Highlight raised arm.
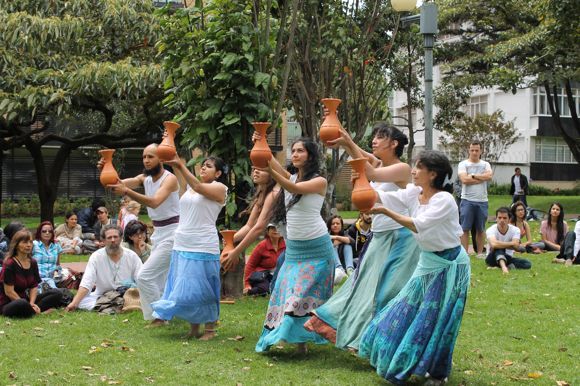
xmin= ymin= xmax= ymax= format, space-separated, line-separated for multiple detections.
xmin=109 ymin=172 xmax=179 ymax=209
xmin=167 ymin=155 xmax=227 ymax=204
xmin=367 ymin=162 xmax=411 ymax=188
xmin=268 ymin=164 xmax=326 ymax=196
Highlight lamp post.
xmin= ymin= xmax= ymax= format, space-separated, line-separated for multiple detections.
xmin=391 ymin=0 xmax=438 ymax=151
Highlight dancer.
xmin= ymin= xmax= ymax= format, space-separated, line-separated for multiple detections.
xmin=255 ymin=138 xmax=334 ymax=354
xmin=359 ymin=150 xmax=470 ymax=385
xmin=305 ymin=123 xmax=421 ymax=351
xmin=151 ymin=155 xmax=227 ymax=340
xmin=105 ymin=143 xmax=180 ymax=325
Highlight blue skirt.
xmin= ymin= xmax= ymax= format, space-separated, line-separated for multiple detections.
xmin=255 ymin=234 xmax=334 ymax=352
xmin=151 ymin=250 xmax=220 ymax=324
xmin=359 ymin=246 xmax=470 ymax=384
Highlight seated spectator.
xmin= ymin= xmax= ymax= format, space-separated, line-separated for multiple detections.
xmin=243 ymin=224 xmax=286 ymax=296
xmin=509 ymin=201 xmax=542 ymax=254
xmin=553 ymin=220 xmax=580 ymax=266
xmin=54 ymin=211 xmax=83 ymax=255
xmin=345 ymin=211 xmax=372 ymax=265
xmin=0 ymin=221 xmax=26 ymax=266
xmin=485 ymin=207 xmax=532 ymax=274
xmin=327 ymin=215 xmax=355 ymax=284
xmin=65 ymin=225 xmax=142 ymax=312
xmin=76 ymin=199 xmax=106 ymax=249
xmin=122 ymin=220 xmax=152 ymax=262
xmin=117 ymin=196 xmax=130 ymax=228
xmin=539 ymin=202 xmax=568 ymax=253
xmin=0 ymin=230 xmax=63 ymax=318
xmin=120 ymin=201 xmax=141 ymax=231
xmin=83 ymin=206 xmax=115 ymax=253
xmin=32 ymin=221 xmax=63 ymax=290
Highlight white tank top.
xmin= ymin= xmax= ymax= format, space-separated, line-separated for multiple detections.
xmin=370 ymin=182 xmax=407 ymax=232
xmin=143 ymin=170 xmax=180 ymax=221
xmin=172 ymin=183 xmax=227 ymax=254
xmin=285 ymin=175 xmax=327 ymax=240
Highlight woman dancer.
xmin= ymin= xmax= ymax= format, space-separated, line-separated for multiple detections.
xmin=359 ymin=150 xmax=470 ymax=385
xmin=151 ymin=155 xmax=227 ymax=340
xmin=255 ymin=138 xmax=334 ymax=354
xmin=305 ymin=123 xmax=421 ymax=351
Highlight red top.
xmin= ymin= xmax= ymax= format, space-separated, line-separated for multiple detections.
xmin=244 ymin=237 xmax=286 ymax=288
xmin=0 ymin=257 xmax=41 ymax=311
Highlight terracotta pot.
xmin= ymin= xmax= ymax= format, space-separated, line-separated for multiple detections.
xmin=157 ymin=121 xmax=180 ymax=162
xmin=220 ymin=230 xmax=237 ymax=271
xmin=319 ymin=98 xmax=342 ymax=143
xmin=99 ymin=149 xmax=119 ymax=187
xmin=349 ymin=158 xmax=377 ymax=212
xmin=250 ymin=122 xmax=273 ymax=168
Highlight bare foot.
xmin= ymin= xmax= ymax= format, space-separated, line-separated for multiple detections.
xmin=145 ymin=319 xmax=168 ymax=328
xmin=42 ymin=308 xmax=55 ymax=314
xmin=552 ymin=257 xmax=566 ymax=264
xmin=198 ymin=330 xmax=217 ymax=341
xmin=565 ymin=259 xmax=573 ymax=267
xmin=501 ymin=267 xmax=510 ymax=275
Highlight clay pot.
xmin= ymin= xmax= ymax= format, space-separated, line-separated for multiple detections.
xmin=157 ymin=121 xmax=180 ymax=162
xmin=99 ymin=149 xmax=119 ymax=187
xmin=250 ymin=122 xmax=273 ymax=168
xmin=349 ymin=158 xmax=377 ymax=212
xmin=319 ymin=98 xmax=342 ymax=143
xmin=220 ymin=230 xmax=237 ymax=271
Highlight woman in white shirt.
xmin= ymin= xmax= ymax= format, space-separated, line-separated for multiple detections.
xmin=151 ymin=155 xmax=227 ymax=341
xmin=255 ymin=138 xmax=334 ymax=354
xmin=359 ymin=150 xmax=470 ymax=386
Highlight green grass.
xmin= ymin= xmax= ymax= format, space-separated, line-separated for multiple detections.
xmin=1 ymin=251 xmax=578 ymax=385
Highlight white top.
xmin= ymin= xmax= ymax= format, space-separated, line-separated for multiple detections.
xmin=285 ymin=175 xmax=327 ymax=240
xmin=172 ymin=183 xmax=227 ymax=254
xmin=486 ymin=224 xmax=520 ymax=257
xmin=80 ymin=247 xmax=143 ymax=296
xmin=513 ymin=175 xmax=523 ymax=194
xmin=121 ymin=213 xmax=138 ymax=230
xmin=574 ymin=221 xmax=580 ymax=257
xmin=377 ymin=184 xmax=463 ymax=252
xmin=370 ymin=182 xmax=406 ymax=232
xmin=143 ymin=170 xmax=180 ymax=221
xmin=458 ymin=159 xmax=492 ymax=202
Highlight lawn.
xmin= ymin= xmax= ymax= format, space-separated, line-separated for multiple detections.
xmin=1 ymin=252 xmax=578 ymax=385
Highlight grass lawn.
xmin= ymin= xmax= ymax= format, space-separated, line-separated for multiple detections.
xmin=1 ymin=250 xmax=578 ymax=385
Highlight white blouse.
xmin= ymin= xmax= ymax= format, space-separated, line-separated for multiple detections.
xmin=370 ymin=181 xmax=407 ymax=232
xmin=284 ymin=175 xmax=327 ymax=240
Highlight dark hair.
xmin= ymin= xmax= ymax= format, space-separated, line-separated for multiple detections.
xmin=272 ymin=138 xmax=321 ymax=223
xmin=240 ymin=170 xmax=277 ymax=218
xmin=326 ymin=215 xmax=345 ymax=235
xmin=470 ymin=141 xmax=482 ymax=148
xmin=514 ymin=167 xmax=521 ymax=172
xmin=123 ymin=220 xmax=149 ymax=244
xmin=6 ymin=229 xmax=33 ymax=260
xmin=414 ymin=150 xmax=454 ymax=193
xmin=3 ymin=221 xmax=25 ymax=240
xmin=64 ymin=211 xmax=77 ymax=220
xmin=100 ymin=224 xmax=123 ymax=239
xmin=546 ymin=202 xmax=565 ymax=244
xmin=35 ymin=221 xmax=55 ymax=243
xmin=495 ymin=207 xmax=510 ymax=217
xmin=202 ymin=156 xmax=228 ymax=184
xmin=372 ymin=122 xmax=409 ymax=158
xmin=91 ymin=198 xmax=106 ymax=212
xmin=510 ymin=201 xmax=527 ymax=224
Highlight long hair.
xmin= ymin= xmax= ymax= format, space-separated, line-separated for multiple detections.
xmin=372 ymin=122 xmax=409 ymax=158
xmin=35 ymin=221 xmax=55 ymax=243
xmin=6 ymin=229 xmax=33 ymax=260
xmin=326 ymin=215 xmax=345 ymax=236
xmin=272 ymin=138 xmax=321 ymax=224
xmin=240 ymin=172 xmax=277 ymax=218
xmin=123 ymin=220 xmax=149 ymax=245
xmin=414 ymin=150 xmax=454 ymax=194
xmin=510 ymin=201 xmax=526 ymax=225
xmin=547 ymin=202 xmax=565 ymax=244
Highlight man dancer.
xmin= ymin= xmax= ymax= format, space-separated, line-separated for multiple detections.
xmin=103 ymin=144 xmax=180 ymax=325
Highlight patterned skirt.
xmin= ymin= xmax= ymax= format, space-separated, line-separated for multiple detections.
xmin=305 ymin=228 xmax=421 ymax=350
xmin=151 ymin=250 xmax=220 ymax=324
xmin=255 ymin=234 xmax=334 ymax=352
xmin=359 ymin=246 xmax=470 ymax=384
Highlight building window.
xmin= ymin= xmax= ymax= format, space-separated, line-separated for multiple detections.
xmin=534 ymin=137 xmax=575 ymax=163
xmin=532 ymin=86 xmax=580 ymax=117
xmin=463 ymin=95 xmax=488 ymax=117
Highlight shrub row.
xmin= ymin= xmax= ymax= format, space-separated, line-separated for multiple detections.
xmin=1 ymin=196 xmax=93 ymax=217
xmin=487 ymin=183 xmax=579 ymax=196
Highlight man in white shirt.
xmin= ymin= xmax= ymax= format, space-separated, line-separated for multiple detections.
xmin=65 ymin=225 xmax=143 ymax=311
xmin=458 ymin=142 xmax=493 ymax=257
xmin=485 ymin=207 xmax=531 ymax=274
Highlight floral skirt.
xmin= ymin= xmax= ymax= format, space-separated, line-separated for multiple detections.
xmin=359 ymin=246 xmax=470 ymax=384
xmin=255 ymin=234 xmax=334 ymax=352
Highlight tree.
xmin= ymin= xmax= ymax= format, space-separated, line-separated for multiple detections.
xmin=0 ymin=1 xmax=168 ymax=221
xmin=439 ymin=110 xmax=519 ymax=165
xmin=437 ymin=0 xmax=580 ymax=162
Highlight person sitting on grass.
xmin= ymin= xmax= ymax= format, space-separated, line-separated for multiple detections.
xmin=243 ymin=224 xmax=286 ymax=296
xmin=122 ymin=220 xmax=152 ymax=263
xmin=327 ymin=215 xmax=355 ymax=284
xmin=509 ymin=201 xmax=542 ymax=254
xmin=33 ymin=221 xmax=63 ymax=290
xmin=485 ymin=207 xmax=532 ymax=274
xmin=553 ymin=219 xmax=580 ymax=266
xmin=0 ymin=221 xmax=26 ymax=266
xmin=539 ymin=202 xmax=568 ymax=254
xmin=120 ymin=201 xmax=141 ymax=232
xmin=55 ymin=211 xmax=83 ymax=255
xmin=0 ymin=230 xmax=63 ymax=318
xmin=345 ymin=211 xmax=372 ymax=265
xmin=65 ymin=225 xmax=142 ymax=312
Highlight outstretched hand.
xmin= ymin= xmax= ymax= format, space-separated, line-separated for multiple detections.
xmin=326 ymin=126 xmax=352 ymax=148
xmin=161 ymin=154 xmax=182 ymax=168
xmin=96 ymin=157 xmax=105 ymax=171
xmin=107 ymin=179 xmax=128 ymax=196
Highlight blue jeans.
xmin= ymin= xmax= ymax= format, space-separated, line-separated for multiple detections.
xmin=485 ymin=249 xmax=531 ymax=269
xmin=333 ymin=244 xmax=354 ymax=270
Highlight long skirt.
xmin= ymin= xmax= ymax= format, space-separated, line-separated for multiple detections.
xmin=305 ymin=228 xmax=421 ymax=350
xmin=255 ymin=234 xmax=334 ymax=352
xmin=151 ymin=250 xmax=220 ymax=324
xmin=359 ymin=246 xmax=470 ymax=384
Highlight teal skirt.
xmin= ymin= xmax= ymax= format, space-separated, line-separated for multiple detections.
xmin=255 ymin=234 xmax=334 ymax=352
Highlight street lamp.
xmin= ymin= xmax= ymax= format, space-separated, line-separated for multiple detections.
xmin=391 ymin=0 xmax=438 ymax=151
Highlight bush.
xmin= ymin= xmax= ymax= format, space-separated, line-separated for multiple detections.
xmin=488 ymin=182 xmax=579 ymax=196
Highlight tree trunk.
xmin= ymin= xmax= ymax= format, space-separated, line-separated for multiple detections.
xmin=544 ymin=82 xmax=580 ymax=163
